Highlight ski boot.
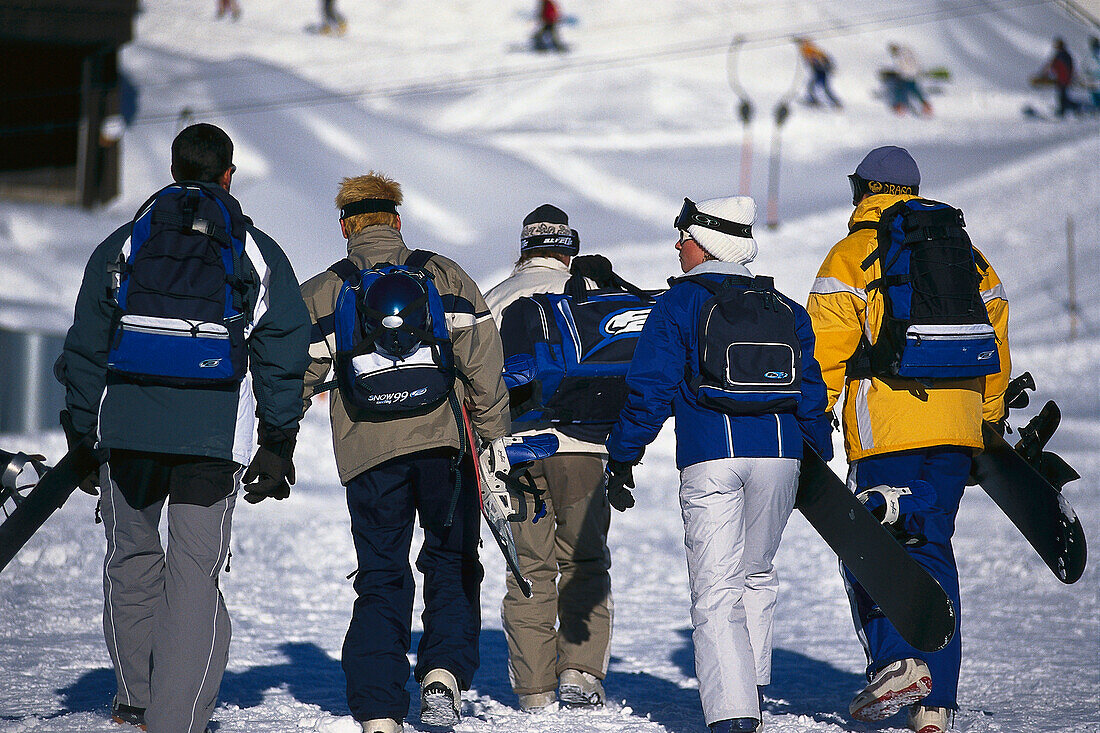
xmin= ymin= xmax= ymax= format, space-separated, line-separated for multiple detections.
xmin=420 ymin=668 xmax=460 ymax=727
xmin=517 ymin=690 xmax=556 ymax=711
xmin=362 ymin=719 xmax=402 ymax=733
xmin=908 ymin=704 xmax=951 ymax=733
xmin=558 ymin=669 xmax=604 ymax=707
xmin=849 ymin=658 xmax=932 ymax=722
xmin=110 ymin=698 xmax=146 ymax=730
xmin=710 ymin=718 xmax=759 ymax=732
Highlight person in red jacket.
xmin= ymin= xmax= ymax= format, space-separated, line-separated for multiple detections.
xmin=1044 ymin=37 xmax=1083 ymax=117
xmin=533 ymin=0 xmax=567 ymax=53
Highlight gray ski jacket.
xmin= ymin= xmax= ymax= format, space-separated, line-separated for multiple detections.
xmin=61 ymin=195 xmax=311 ymax=466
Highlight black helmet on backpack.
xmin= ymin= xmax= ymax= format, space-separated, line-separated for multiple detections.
xmin=361 ymin=272 xmax=430 ymax=358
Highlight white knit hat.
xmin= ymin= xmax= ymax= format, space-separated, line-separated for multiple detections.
xmin=686 ymin=196 xmax=758 ymax=265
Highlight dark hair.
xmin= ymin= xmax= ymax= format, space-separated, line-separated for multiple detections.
xmin=171 ymin=123 xmax=233 ymax=182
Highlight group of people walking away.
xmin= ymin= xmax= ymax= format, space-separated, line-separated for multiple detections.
xmin=59 ymin=123 xmax=1010 ymax=733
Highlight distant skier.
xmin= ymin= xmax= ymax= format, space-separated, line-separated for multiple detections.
xmin=1087 ymin=36 xmax=1100 ymax=110
xmin=485 ymin=205 xmax=613 ymax=712
xmin=1042 ymin=37 xmax=1083 ymax=117
xmin=886 ymin=43 xmax=932 ymax=116
xmin=319 ymin=0 xmax=347 ymax=35
xmin=532 ymin=0 xmax=567 ymax=53
xmin=59 ymin=122 xmax=311 ymax=733
xmin=215 ymin=0 xmax=240 ymax=21
xmin=796 ymin=37 xmax=842 ymax=109
xmin=806 ymin=147 xmax=1012 ymax=733
xmin=298 ymin=173 xmax=510 ymax=733
xmin=605 ymin=197 xmax=832 ymax=733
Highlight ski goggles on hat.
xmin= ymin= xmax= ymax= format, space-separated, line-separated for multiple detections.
xmin=848 ymin=175 xmax=917 ymax=206
xmin=674 ymin=198 xmax=752 ymax=239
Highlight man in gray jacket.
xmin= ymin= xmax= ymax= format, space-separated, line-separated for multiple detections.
xmin=300 ymin=172 xmax=510 ymax=733
xmin=59 ymin=122 xmax=311 ymax=732
xmin=484 ymin=204 xmax=612 ymax=711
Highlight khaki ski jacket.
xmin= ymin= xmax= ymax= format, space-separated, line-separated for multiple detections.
xmin=301 ymin=225 xmax=510 ymax=483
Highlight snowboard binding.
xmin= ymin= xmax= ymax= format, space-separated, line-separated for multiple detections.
xmin=1 ymin=451 xmax=48 ymax=517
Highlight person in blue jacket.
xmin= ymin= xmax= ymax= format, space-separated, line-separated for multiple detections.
xmin=604 ymin=196 xmax=832 ymax=733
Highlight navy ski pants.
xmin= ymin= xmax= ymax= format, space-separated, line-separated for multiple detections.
xmin=342 ymin=448 xmax=482 ymax=722
xmin=845 ymin=447 xmax=971 ymax=710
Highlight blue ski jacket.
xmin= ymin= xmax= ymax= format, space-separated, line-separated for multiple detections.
xmin=606 ymin=261 xmax=832 ymax=470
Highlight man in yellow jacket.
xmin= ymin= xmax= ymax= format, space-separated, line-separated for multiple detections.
xmin=807 ymin=146 xmax=1010 ymax=733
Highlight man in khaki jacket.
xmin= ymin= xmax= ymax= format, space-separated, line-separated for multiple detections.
xmin=300 ymin=172 xmax=509 ymax=733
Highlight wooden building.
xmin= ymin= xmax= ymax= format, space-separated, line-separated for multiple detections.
xmin=0 ymin=0 xmax=138 ymax=208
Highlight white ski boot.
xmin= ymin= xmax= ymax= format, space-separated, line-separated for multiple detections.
xmin=420 ymin=668 xmax=460 ymax=727
xmin=908 ymin=704 xmax=951 ymax=733
xmin=849 ymin=658 xmax=932 ymax=721
xmin=361 ymin=719 xmax=402 ymax=733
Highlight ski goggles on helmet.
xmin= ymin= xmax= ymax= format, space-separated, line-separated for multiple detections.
xmin=673 ymin=198 xmax=752 ymax=239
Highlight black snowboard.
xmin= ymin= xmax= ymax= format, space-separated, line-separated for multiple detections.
xmin=970 ymin=404 xmax=1087 ymax=584
xmin=796 ymin=443 xmax=956 ymax=653
xmin=0 ymin=445 xmax=99 ymax=574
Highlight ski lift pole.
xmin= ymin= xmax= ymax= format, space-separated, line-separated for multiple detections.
xmin=737 ymin=99 xmax=754 ymax=196
xmin=765 ymin=100 xmax=790 ymax=229
xmin=727 ymin=36 xmax=755 ymax=196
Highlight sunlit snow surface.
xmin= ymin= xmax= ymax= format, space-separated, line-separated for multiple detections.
xmin=1 ymin=0 xmax=1097 ymax=731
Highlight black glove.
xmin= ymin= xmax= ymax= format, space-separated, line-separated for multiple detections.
xmin=604 ymin=459 xmax=636 ymax=512
xmin=570 ymin=254 xmax=615 ymax=288
xmin=59 ymin=409 xmax=101 ymax=496
xmin=243 ymin=424 xmax=297 ymax=504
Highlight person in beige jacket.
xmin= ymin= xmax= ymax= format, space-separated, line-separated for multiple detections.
xmin=299 ymin=172 xmax=509 ymax=733
xmin=484 ymin=204 xmax=612 ymax=711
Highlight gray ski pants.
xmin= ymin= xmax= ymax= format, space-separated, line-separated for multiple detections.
xmin=680 ymin=457 xmax=798 ymax=725
xmin=502 ymin=453 xmax=612 ymax=695
xmin=100 ymin=463 xmax=237 ymax=733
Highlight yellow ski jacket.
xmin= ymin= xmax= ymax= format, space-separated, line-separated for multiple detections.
xmin=807 ymin=194 xmax=1011 ymax=462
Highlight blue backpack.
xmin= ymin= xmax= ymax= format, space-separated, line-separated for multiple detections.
xmin=107 ymin=182 xmax=252 ymax=386
xmin=850 ymin=198 xmax=999 ymax=381
xmin=674 ymin=273 xmax=802 ymax=416
xmin=328 ymin=251 xmax=456 ymax=421
xmin=500 ymin=271 xmax=660 ymax=443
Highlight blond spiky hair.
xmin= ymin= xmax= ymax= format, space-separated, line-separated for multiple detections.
xmin=336 ymin=172 xmax=403 ymax=234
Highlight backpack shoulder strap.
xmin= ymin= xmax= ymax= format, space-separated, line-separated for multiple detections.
xmin=328 ymin=258 xmax=361 ymax=286
xmin=404 ymin=249 xmax=436 ymax=270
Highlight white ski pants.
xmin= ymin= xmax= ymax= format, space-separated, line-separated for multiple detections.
xmin=679 ymin=457 xmax=799 ymax=725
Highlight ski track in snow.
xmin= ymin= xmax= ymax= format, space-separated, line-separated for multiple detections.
xmin=2 ymin=1 xmax=1098 ymax=731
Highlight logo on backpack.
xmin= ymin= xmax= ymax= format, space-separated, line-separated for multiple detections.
xmin=678 ymin=274 xmax=802 ymax=416
xmin=851 ymin=198 xmax=1000 ymax=382
xmin=602 ymin=308 xmax=650 ymax=336
xmin=106 ymin=183 xmax=252 ymax=387
xmin=329 ymin=252 xmax=456 ymax=421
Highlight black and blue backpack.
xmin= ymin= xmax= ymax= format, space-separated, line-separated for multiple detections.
xmin=675 ymin=273 xmax=802 ymax=415
xmin=328 ymin=251 xmax=456 ymax=422
xmin=849 ymin=198 xmax=999 ymax=381
xmin=500 ymin=266 xmax=660 ymax=443
xmin=107 ymin=182 xmax=252 ymax=386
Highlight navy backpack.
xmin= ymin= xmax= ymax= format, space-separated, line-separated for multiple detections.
xmin=850 ymin=198 xmax=999 ymax=381
xmin=107 ymin=182 xmax=252 ymax=386
xmin=674 ymin=273 xmax=803 ymax=415
xmin=327 ymin=251 xmax=456 ymax=421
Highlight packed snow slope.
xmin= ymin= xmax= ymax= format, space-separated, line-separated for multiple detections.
xmin=1 ymin=1 xmax=1098 ymax=732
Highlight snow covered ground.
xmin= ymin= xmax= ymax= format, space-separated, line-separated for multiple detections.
xmin=1 ymin=1 xmax=1098 ymax=731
